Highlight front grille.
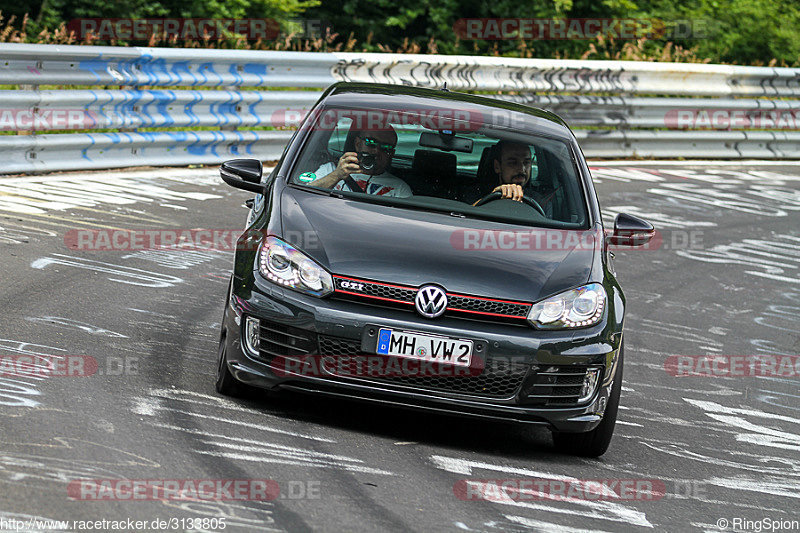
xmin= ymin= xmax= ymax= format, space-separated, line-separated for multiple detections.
xmin=257 ymin=320 xmax=317 ymax=363
xmin=316 ymin=335 xmax=358 ymax=357
xmin=447 ymin=295 xmax=529 ymax=318
xmin=317 ymin=335 xmax=529 ymax=399
xmin=522 ymin=366 xmax=593 ymax=407
xmin=332 ymin=275 xmax=531 ymax=324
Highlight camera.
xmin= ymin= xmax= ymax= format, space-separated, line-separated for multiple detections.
xmin=358 ymin=151 xmax=376 ymax=172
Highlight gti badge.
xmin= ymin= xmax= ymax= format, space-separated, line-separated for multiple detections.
xmin=340 ymin=280 xmax=365 ymax=291
xmin=415 ymin=285 xmax=448 ymax=318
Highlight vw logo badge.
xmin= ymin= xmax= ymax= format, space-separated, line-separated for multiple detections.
xmin=415 ymin=285 xmax=448 ymax=318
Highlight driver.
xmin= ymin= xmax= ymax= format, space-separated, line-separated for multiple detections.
xmin=307 ymin=126 xmax=412 ymax=198
xmin=487 ymin=140 xmax=537 ymax=202
xmin=477 ymin=140 xmax=553 ymax=217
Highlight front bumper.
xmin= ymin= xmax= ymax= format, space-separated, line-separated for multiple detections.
xmin=222 ymin=276 xmax=622 ymax=433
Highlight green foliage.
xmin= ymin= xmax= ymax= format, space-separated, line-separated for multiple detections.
xmin=673 ymin=0 xmax=800 ymax=64
xmin=0 ymin=0 xmax=797 ymax=65
xmin=305 ymin=0 xmax=800 ymax=64
xmin=0 ymin=0 xmax=320 ymax=38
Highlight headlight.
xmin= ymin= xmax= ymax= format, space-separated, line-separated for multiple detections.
xmin=258 ymin=236 xmax=333 ymax=297
xmin=527 ymin=283 xmax=606 ymax=329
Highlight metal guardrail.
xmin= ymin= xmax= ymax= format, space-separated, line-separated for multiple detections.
xmin=0 ymin=43 xmax=799 ymax=173
xmin=497 ymin=95 xmax=800 ymax=129
xmin=574 ymin=130 xmax=800 ymax=159
xmin=0 ymin=131 xmax=295 ymax=174
xmin=0 ymin=45 xmax=337 ymax=87
xmin=0 ymin=89 xmax=320 ymax=130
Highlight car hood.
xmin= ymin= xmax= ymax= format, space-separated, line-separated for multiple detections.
xmin=280 ymin=188 xmax=597 ymax=302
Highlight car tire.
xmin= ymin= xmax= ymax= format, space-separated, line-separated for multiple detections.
xmin=551 ymin=341 xmax=624 ymax=458
xmin=215 ymin=332 xmax=243 ymax=396
xmin=216 ymin=278 xmax=242 ymax=396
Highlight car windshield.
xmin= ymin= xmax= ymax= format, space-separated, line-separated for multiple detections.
xmin=288 ymin=105 xmax=589 ymax=228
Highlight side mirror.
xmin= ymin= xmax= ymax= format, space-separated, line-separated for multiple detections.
xmin=220 ymin=159 xmax=264 ymax=193
xmin=608 ymin=213 xmax=655 ymax=246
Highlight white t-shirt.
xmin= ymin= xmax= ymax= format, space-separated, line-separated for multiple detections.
xmin=312 ymin=162 xmax=413 ymax=198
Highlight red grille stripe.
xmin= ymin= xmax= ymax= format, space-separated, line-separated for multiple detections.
xmin=335 ymin=289 xmax=414 ymax=305
xmin=447 ymin=293 xmax=530 ymax=306
xmin=446 ymin=307 xmax=528 ymax=319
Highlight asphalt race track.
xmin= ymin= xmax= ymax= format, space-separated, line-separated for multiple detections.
xmin=0 ymin=162 xmax=798 ymax=532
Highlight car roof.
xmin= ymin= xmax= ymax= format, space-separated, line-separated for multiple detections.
xmin=320 ymin=82 xmax=575 ymax=141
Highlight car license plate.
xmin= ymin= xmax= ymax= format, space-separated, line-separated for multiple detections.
xmin=375 ymin=328 xmax=473 ymax=367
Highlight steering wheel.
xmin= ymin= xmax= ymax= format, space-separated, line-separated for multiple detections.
xmin=473 ymin=191 xmax=546 ymax=217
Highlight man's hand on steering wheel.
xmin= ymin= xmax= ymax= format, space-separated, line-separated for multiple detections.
xmin=493 ymin=184 xmax=524 ymax=202
xmin=473 ymin=187 xmax=547 ymax=217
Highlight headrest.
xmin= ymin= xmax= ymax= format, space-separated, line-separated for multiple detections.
xmin=476 ymin=145 xmax=500 ymax=196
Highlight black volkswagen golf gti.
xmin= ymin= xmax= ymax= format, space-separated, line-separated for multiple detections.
xmin=216 ymin=82 xmax=654 ymax=457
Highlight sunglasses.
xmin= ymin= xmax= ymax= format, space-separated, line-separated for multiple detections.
xmin=359 ymin=136 xmax=395 ymax=153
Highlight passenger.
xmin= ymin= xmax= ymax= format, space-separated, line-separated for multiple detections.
xmin=308 ymin=126 xmax=412 ymax=197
